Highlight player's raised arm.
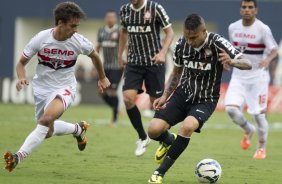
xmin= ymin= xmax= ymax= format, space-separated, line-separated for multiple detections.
xmin=15 ymin=55 xmax=30 ymax=91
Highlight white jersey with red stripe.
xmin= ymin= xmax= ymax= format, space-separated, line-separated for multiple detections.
xmin=228 ymin=18 xmax=278 ymax=83
xmin=23 ymin=28 xmax=94 ymax=94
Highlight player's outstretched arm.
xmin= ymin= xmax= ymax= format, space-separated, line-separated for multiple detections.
xmin=88 ymin=50 xmax=110 ymax=92
xmin=16 ymin=56 xmax=30 ymax=91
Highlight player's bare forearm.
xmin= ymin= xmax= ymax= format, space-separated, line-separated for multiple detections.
xmin=16 ymin=56 xmax=29 ymax=79
xmin=160 ymin=27 xmax=174 ymax=55
xmin=118 ymin=28 xmax=128 ymax=59
xmin=163 ymin=66 xmax=183 ymax=98
xmin=90 ymin=51 xmax=106 ymax=79
xmin=230 ymin=57 xmax=252 ymax=70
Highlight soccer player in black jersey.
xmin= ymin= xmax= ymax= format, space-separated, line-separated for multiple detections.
xmin=96 ymin=10 xmax=122 ymax=127
xmin=147 ymin=14 xmax=252 ymax=183
xmin=118 ymin=0 xmax=174 ymax=156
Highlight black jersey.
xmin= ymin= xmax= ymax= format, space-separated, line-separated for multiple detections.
xmin=174 ymin=32 xmax=242 ymax=103
xmin=97 ymin=24 xmax=120 ymax=70
xmin=120 ymin=0 xmax=171 ymax=66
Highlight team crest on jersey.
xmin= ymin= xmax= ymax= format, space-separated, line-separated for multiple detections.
xmin=204 ymin=48 xmax=212 ymax=57
xmin=144 ymin=10 xmax=151 ymax=21
xmin=111 ymin=32 xmax=118 ymax=40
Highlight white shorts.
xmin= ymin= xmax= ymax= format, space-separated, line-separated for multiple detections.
xmin=224 ymin=77 xmax=269 ymax=114
xmin=33 ymin=86 xmax=76 ymax=120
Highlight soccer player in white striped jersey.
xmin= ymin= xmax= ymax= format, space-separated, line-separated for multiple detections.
xmin=3 ymin=2 xmax=110 ymax=172
xmin=224 ymin=0 xmax=278 ymax=159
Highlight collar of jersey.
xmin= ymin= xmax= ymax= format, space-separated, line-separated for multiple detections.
xmin=130 ymin=0 xmax=147 ymax=11
xmin=194 ymin=31 xmax=209 ymax=52
xmin=105 ymin=24 xmax=118 ymax=32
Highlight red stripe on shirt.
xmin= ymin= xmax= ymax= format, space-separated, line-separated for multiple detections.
xmin=233 ymin=42 xmax=265 ymax=48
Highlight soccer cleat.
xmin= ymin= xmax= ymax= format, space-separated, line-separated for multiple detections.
xmin=3 ymin=151 xmax=19 ymax=172
xmin=241 ymin=125 xmax=255 ymax=150
xmin=74 ymin=121 xmax=89 ymax=151
xmin=148 ymin=171 xmax=164 ymax=183
xmin=135 ymin=136 xmax=151 ymax=156
xmin=253 ymin=149 xmax=266 ymax=159
xmin=155 ymin=133 xmax=177 ymax=164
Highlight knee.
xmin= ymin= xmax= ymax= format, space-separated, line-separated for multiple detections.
xmin=148 ymin=122 xmax=163 ymax=139
xmin=179 ymin=121 xmax=197 ymax=137
xmin=123 ymin=95 xmax=135 ymax=109
xmin=38 ymin=115 xmax=55 ymax=127
xmin=38 ymin=115 xmax=54 ymax=138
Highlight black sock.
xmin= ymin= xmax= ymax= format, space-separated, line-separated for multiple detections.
xmin=157 ymin=156 xmax=175 ymax=175
xmin=111 ymin=96 xmax=119 ymax=122
xmin=157 ymin=136 xmax=190 ymax=175
xmin=126 ymin=106 xmax=147 ymax=140
xmin=167 ymin=135 xmax=190 ymax=160
xmin=102 ymin=94 xmax=113 ymax=107
xmin=152 ymin=131 xmax=175 ymax=146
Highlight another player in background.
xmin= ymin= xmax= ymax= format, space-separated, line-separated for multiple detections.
xmin=147 ymin=14 xmax=252 ymax=183
xmin=96 ymin=10 xmax=122 ymax=127
xmin=118 ymin=0 xmax=174 ymax=156
xmin=224 ymin=0 xmax=278 ymax=159
xmin=3 ymin=2 xmax=110 ymax=172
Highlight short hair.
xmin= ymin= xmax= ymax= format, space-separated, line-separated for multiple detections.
xmin=184 ymin=13 xmax=205 ymax=31
xmin=53 ymin=2 xmax=86 ymax=26
xmin=241 ymin=0 xmax=257 ymax=8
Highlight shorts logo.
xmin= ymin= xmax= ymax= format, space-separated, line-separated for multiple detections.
xmin=196 ymin=109 xmax=205 ymax=114
xmin=156 ymin=91 xmax=163 ymax=95
xmin=63 ymin=89 xmax=71 ymax=96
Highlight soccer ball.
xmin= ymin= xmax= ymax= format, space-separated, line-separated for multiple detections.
xmin=195 ymin=158 xmax=222 ymax=183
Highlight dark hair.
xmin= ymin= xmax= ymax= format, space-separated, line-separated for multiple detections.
xmin=53 ymin=2 xmax=86 ymax=26
xmin=241 ymin=0 xmax=257 ymax=8
xmin=184 ymin=13 xmax=205 ymax=31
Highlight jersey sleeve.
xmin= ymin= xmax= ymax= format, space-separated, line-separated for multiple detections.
xmin=119 ymin=5 xmax=127 ymax=29
xmin=155 ymin=4 xmax=171 ymax=29
xmin=262 ymin=25 xmax=278 ymax=53
xmin=215 ymin=34 xmax=242 ymax=59
xmin=173 ymin=38 xmax=184 ymax=67
xmin=97 ymin=28 xmax=102 ymax=45
xmin=23 ymin=33 xmax=41 ymax=59
xmin=78 ymin=34 xmax=94 ymax=56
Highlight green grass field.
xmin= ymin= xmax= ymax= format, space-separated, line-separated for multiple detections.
xmin=0 ymin=103 xmax=281 ymax=184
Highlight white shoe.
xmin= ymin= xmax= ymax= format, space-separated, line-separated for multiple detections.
xmin=135 ymin=136 xmax=151 ymax=156
xmin=143 ymin=109 xmax=155 ymax=118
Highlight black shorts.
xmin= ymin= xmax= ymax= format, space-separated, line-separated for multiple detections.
xmin=123 ymin=64 xmax=165 ymax=98
xmin=154 ymin=88 xmax=217 ymax=133
xmin=105 ymin=69 xmax=123 ymax=89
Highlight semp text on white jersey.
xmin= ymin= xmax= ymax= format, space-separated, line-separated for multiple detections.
xmin=228 ymin=18 xmax=278 ymax=82
xmin=23 ymin=28 xmax=94 ymax=94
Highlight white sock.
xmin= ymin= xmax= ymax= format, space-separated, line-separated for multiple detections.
xmin=226 ymin=106 xmax=253 ymax=133
xmin=53 ymin=120 xmax=81 ymax=136
xmin=253 ymin=114 xmax=269 ymax=149
xmin=17 ymin=124 xmax=49 ymax=163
